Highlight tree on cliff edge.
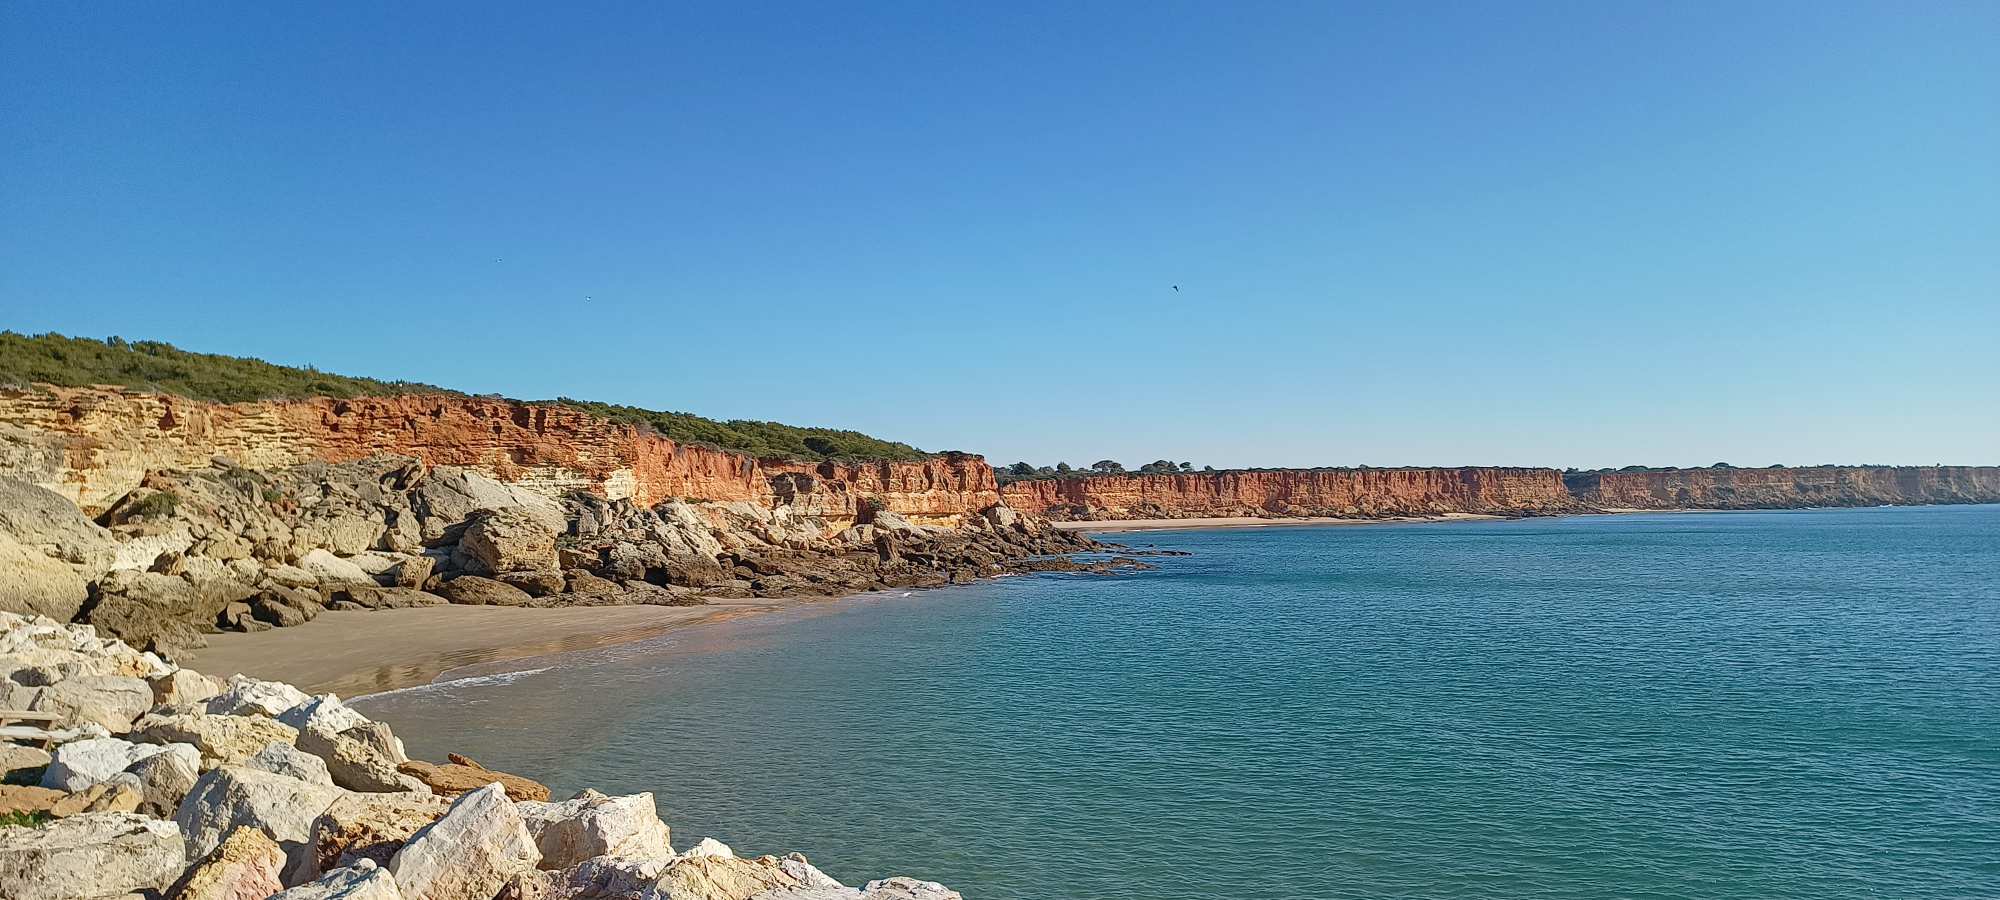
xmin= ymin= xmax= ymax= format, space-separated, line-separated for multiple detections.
xmin=1091 ymin=460 xmax=1125 ymax=474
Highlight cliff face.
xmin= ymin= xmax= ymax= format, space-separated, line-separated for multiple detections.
xmin=1566 ymin=466 xmax=2000 ymax=509
xmin=1000 ymin=467 xmax=1581 ymax=520
xmin=0 ymin=386 xmax=998 ymax=526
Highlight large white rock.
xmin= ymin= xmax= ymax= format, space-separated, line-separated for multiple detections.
xmin=206 ymin=672 xmax=315 ymax=718
xmin=272 ymin=859 xmax=406 ymax=900
xmin=0 ymin=811 xmax=186 ymax=900
xmin=174 ymin=765 xmax=345 ymax=861
xmin=683 ymin=836 xmax=735 ymax=859
xmin=517 ymin=789 xmax=673 ymax=869
xmin=279 ymin=693 xmax=374 ymax=736
xmin=39 ymin=736 xmax=168 ymax=791
xmin=249 ymin=740 xmax=335 ymax=786
xmin=296 ymin=723 xmax=424 ymax=793
xmin=388 ymin=783 xmax=540 ymax=900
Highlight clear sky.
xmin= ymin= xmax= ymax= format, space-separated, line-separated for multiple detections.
xmin=3 ymin=2 xmax=1995 ymax=470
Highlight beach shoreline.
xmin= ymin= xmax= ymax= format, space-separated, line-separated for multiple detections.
xmin=1059 ymin=511 xmax=1510 ymax=532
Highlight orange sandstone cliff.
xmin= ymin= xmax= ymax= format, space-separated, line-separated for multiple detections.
xmin=0 ymin=386 xmax=998 ymax=525
xmin=1000 ymin=467 xmax=1582 ymax=520
xmin=1564 ymin=466 xmax=2000 ymax=509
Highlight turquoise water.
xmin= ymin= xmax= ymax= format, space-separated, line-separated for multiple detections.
xmin=357 ymin=506 xmax=2000 ymax=899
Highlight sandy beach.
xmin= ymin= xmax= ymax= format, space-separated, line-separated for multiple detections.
xmin=1058 ymin=512 xmax=1507 ymax=533
xmin=189 ymin=598 xmax=806 ymax=697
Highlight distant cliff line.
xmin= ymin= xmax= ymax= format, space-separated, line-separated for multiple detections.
xmin=999 ymin=464 xmax=2000 ymax=520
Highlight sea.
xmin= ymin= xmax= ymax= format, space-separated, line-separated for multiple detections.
xmin=355 ymin=505 xmax=2000 ymax=899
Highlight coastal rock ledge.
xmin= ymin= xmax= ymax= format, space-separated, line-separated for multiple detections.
xmin=0 ymin=611 xmax=964 ymax=900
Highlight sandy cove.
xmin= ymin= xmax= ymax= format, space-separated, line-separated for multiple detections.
xmin=190 ymin=598 xmax=805 ymax=697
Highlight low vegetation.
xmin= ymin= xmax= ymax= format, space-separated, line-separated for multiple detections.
xmin=0 ymin=331 xmax=928 ymax=462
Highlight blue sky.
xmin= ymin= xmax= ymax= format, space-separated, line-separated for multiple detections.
xmin=3 ymin=2 xmax=1994 ymax=469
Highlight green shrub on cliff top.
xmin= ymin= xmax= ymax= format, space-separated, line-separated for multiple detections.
xmin=0 ymin=331 xmax=928 ymax=462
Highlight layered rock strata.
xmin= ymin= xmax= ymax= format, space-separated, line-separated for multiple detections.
xmin=0 ymin=611 xmax=964 ymax=900
xmin=1001 ymin=467 xmax=1582 ymax=520
xmin=0 ymin=386 xmax=997 ymax=526
xmin=1564 ymin=465 xmax=2000 ymax=510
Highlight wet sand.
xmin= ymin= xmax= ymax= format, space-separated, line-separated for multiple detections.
xmin=189 ymin=599 xmax=804 ymax=697
xmin=1058 ymin=512 xmax=1506 ymax=533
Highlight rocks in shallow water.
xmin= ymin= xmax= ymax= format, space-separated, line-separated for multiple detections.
xmin=40 ymin=735 xmax=167 ymax=792
xmin=0 ymin=811 xmax=186 ymax=900
xmin=517 ymin=788 xmax=673 ymax=869
xmin=388 ymin=783 xmax=541 ymax=900
xmin=166 ymin=825 xmax=287 ymax=900
xmin=135 ymin=712 xmax=301 ymax=768
xmin=398 ymin=754 xmax=549 ymax=801
xmin=275 ymin=859 xmax=406 ymax=900
xmin=654 ymin=853 xmax=801 ymax=900
xmin=293 ymin=790 xmax=451 ymax=884
xmin=174 ymin=765 xmax=345 ymax=862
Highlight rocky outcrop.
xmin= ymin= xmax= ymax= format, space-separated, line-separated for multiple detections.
xmin=0 ymin=386 xmax=1001 ymax=526
xmin=0 ymin=612 xmax=967 ymax=900
xmin=1002 ymin=467 xmax=1582 ymax=520
xmin=1565 ymin=465 xmax=2000 ymax=510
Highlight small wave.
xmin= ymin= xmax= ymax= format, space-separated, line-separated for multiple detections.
xmin=358 ymin=666 xmax=552 ymax=700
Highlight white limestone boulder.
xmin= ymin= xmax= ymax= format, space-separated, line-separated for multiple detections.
xmin=205 ymin=673 xmax=314 ymax=718
xmin=174 ymin=765 xmax=345 ymax=862
xmin=39 ymin=736 xmax=168 ymax=791
xmin=135 ymin=711 xmax=301 ymax=767
xmin=127 ymin=741 xmax=203 ymax=816
xmin=249 ymin=740 xmax=336 ymax=786
xmin=516 ymin=788 xmax=673 ymax=869
xmin=272 ymin=859 xmax=406 ymax=900
xmin=387 ymin=782 xmax=540 ymax=900
xmin=23 ymin=673 xmax=153 ymax=731
xmin=0 ymin=811 xmax=185 ymax=900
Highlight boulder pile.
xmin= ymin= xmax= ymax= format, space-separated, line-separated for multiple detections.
xmin=0 ymin=611 xmax=962 ymax=900
xmin=0 ymin=455 xmax=1113 ymax=660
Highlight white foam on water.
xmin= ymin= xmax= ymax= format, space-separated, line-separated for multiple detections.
xmin=357 ymin=665 xmax=553 ymax=700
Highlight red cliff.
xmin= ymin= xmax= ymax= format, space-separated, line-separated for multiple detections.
xmin=999 ymin=467 xmax=1581 ymax=520
xmin=0 ymin=386 xmax=999 ymax=525
xmin=1565 ymin=466 xmax=2000 ymax=509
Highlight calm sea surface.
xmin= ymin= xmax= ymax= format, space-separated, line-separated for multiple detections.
xmin=357 ymin=506 xmax=2000 ymax=899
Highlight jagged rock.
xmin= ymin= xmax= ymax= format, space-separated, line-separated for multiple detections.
xmin=249 ymin=740 xmax=335 ymax=786
xmin=205 ymin=673 xmax=314 ymax=718
xmin=517 ymin=789 xmax=673 ymax=869
xmin=127 ymin=742 xmax=202 ymax=816
xmin=23 ymin=672 xmax=153 ymax=731
xmin=0 ymin=477 xmax=117 ymax=569
xmin=251 ymin=584 xmax=326 ymax=628
xmin=855 ymin=877 xmax=962 ymax=900
xmin=151 ymin=668 xmax=224 ymax=707
xmin=84 ymin=571 xmax=254 ymax=660
xmin=40 ymin=736 xmax=168 ymax=792
xmin=298 ymin=724 xmax=425 ymax=793
xmin=279 ymin=693 xmax=374 ymax=736
xmin=654 ymin=853 xmax=800 ymax=900
xmin=563 ymin=571 xmax=624 ymax=596
xmin=434 ymin=575 xmax=533 ymax=606
xmin=0 ymin=611 xmax=172 ymax=679
xmin=775 ymin=854 xmax=843 ymax=890
xmin=293 ymin=791 xmax=451 ymax=884
xmin=323 ymin=584 xmax=447 ymax=610
xmin=167 ymin=826 xmax=287 ymax=900
xmin=0 ymin=811 xmax=186 ymax=900
xmin=388 ymin=783 xmax=541 ymax=900
xmin=455 ymin=507 xmax=560 ymax=577
xmin=411 ymin=468 xmax=566 ymax=545
xmin=0 ymin=744 xmax=52 ymax=784
xmin=398 ymin=755 xmax=549 ymax=801
xmin=273 ymin=859 xmax=406 ymax=900
xmin=135 ymin=712 xmax=301 ymax=767
xmin=299 ymin=549 xmax=375 ymax=585
xmin=173 ymin=765 xmax=345 ymax=861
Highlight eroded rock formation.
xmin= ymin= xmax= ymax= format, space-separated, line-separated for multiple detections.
xmin=1001 ymin=467 xmax=1582 ymax=520
xmin=1564 ymin=465 xmax=2000 ymax=510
